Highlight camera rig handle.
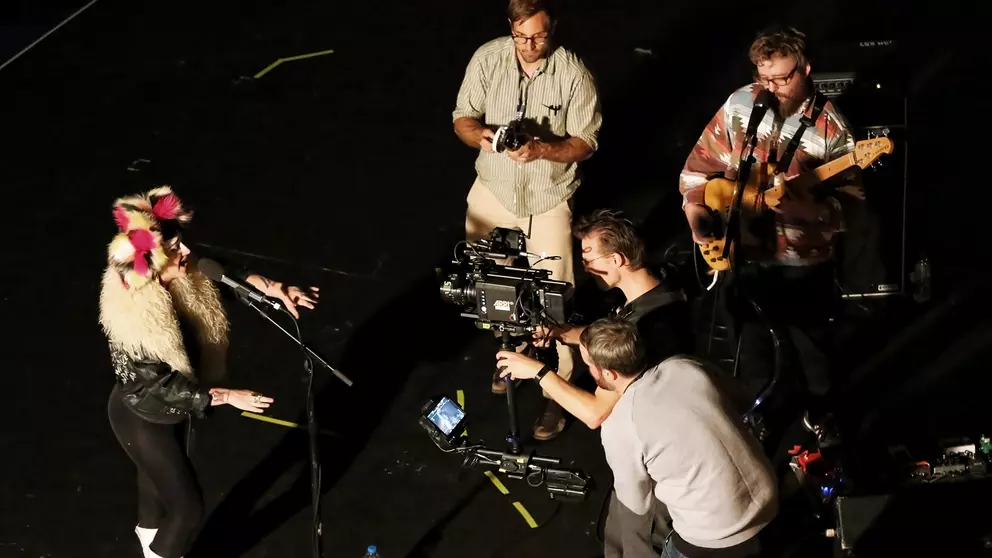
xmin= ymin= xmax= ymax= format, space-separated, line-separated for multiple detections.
xmin=497 ymin=328 xmax=524 ymax=455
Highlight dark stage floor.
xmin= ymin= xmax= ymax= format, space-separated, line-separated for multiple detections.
xmin=1 ymin=1 xmax=985 ymax=557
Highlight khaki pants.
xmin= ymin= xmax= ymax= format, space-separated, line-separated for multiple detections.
xmin=464 ymin=178 xmax=576 ymax=393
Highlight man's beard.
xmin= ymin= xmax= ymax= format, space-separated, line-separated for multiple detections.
xmin=517 ymin=44 xmax=547 ymax=64
xmin=774 ymin=84 xmax=809 ymax=117
xmin=775 ymin=95 xmax=805 ymax=117
xmin=594 ymin=375 xmax=613 ymax=391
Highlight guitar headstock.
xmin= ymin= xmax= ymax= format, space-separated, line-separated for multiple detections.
xmin=854 ymin=136 xmax=894 ymax=169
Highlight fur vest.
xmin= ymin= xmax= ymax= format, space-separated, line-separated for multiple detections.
xmin=99 ymin=267 xmax=230 ymax=384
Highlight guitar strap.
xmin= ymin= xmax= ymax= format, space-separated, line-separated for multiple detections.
xmin=774 ymin=91 xmax=828 ymax=181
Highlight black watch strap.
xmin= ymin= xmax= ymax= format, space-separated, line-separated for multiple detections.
xmin=534 ymin=365 xmax=554 ymax=383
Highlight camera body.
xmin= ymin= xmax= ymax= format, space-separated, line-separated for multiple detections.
xmin=492 ymin=103 xmax=529 ymax=153
xmin=493 ymin=120 xmax=527 ymax=153
xmin=439 ymin=228 xmax=572 ymax=331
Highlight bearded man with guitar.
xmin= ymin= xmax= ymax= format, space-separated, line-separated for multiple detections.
xmin=679 ymin=26 xmax=891 ymax=450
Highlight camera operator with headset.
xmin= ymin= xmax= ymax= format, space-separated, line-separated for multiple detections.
xmin=534 ymin=210 xmax=695 ymax=371
xmin=497 ymin=209 xmax=696 ymax=557
xmin=453 ymin=0 xmax=602 ymax=440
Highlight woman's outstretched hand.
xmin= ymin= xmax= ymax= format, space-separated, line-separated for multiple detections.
xmin=209 ymin=388 xmax=273 ymax=413
xmin=245 ymin=274 xmax=320 ymax=319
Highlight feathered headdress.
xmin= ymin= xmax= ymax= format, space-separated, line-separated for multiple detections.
xmin=107 ymin=186 xmax=193 ymax=289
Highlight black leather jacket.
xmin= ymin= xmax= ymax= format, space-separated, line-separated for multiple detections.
xmin=107 ymin=259 xmax=254 ymax=423
xmin=111 ymin=344 xmax=211 ymax=424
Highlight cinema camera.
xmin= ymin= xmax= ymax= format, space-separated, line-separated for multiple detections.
xmin=439 ymin=226 xmax=572 ymax=454
xmin=438 ymin=226 xmax=572 ymax=335
xmin=419 ymin=394 xmax=590 ymax=502
xmin=430 ymin=229 xmax=589 ymax=500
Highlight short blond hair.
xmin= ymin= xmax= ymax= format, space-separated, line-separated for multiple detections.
xmin=579 ymin=317 xmax=645 ymax=378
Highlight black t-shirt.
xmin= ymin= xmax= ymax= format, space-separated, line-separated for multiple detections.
xmin=613 ymin=283 xmax=695 ymax=368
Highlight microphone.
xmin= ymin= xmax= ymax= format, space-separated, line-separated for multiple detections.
xmin=745 ymin=89 xmax=775 ymax=141
xmin=196 ymin=258 xmax=282 ymax=312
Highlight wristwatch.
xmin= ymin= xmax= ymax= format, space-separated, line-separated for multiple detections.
xmin=534 ymin=365 xmax=554 ymax=384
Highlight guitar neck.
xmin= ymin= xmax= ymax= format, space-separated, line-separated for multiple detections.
xmin=790 ymin=152 xmax=857 ymax=190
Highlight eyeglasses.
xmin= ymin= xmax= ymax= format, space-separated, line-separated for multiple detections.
xmin=581 ymin=253 xmax=613 ymax=266
xmin=512 ymin=33 xmax=549 ymax=46
xmin=755 ymin=64 xmax=798 ymax=87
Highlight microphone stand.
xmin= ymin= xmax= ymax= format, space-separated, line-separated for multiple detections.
xmin=722 ymin=132 xmax=760 ymax=277
xmin=724 ymin=112 xmax=784 ymax=442
xmin=239 ymin=296 xmax=353 ymax=388
xmin=236 ymin=294 xmax=352 ymax=558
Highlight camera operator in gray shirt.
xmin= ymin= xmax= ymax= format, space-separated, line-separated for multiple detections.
xmin=498 ymin=209 xmax=699 ymax=556
xmin=498 ymin=318 xmax=777 ymax=558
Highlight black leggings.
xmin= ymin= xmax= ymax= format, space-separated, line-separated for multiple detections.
xmin=108 ymin=386 xmax=203 ymax=558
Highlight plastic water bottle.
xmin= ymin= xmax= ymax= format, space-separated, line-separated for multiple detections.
xmin=911 ymin=256 xmax=930 ymax=303
xmin=363 ymin=545 xmax=380 ymax=557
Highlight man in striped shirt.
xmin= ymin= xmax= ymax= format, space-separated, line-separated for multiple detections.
xmin=679 ymin=27 xmax=858 ymax=444
xmin=453 ymin=0 xmax=602 ymax=440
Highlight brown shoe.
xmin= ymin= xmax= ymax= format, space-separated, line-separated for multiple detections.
xmin=533 ymin=400 xmax=566 ymax=441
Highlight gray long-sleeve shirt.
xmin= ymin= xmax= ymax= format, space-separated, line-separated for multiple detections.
xmin=600 ymin=356 xmax=778 ymax=549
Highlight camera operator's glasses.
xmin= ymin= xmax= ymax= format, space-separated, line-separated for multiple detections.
xmin=581 ymin=253 xmax=614 ymax=267
xmin=512 ymin=33 xmax=548 ymax=45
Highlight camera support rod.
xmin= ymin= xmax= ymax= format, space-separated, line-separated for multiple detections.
xmin=499 ymin=329 xmax=523 ymax=454
xmin=462 ymin=446 xmax=591 ymax=502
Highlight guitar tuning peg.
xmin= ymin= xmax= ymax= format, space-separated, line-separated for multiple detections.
xmin=881 ymin=127 xmax=890 ymax=137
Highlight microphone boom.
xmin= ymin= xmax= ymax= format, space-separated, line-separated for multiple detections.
xmin=196 ymin=258 xmax=281 ymax=311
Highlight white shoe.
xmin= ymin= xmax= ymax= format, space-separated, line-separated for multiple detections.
xmin=135 ymin=525 xmax=162 ymax=558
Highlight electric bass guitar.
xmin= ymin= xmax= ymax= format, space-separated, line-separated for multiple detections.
xmin=697 ymin=137 xmax=894 ymax=272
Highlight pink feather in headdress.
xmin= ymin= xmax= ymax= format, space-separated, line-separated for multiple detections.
xmin=152 ymin=193 xmax=182 ymax=221
xmin=113 ymin=206 xmax=131 ymax=232
xmin=128 ymin=228 xmax=157 ymax=276
xmin=107 ymin=186 xmax=191 ymax=288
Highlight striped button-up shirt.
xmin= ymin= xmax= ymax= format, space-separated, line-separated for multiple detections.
xmin=453 ymin=37 xmax=602 ymax=217
xmin=679 ymin=83 xmax=856 ymax=267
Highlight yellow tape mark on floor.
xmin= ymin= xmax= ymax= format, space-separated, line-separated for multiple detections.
xmin=512 ymin=501 xmax=539 ymax=528
xmin=484 ymin=471 xmax=509 ymax=495
xmin=253 ymin=59 xmax=283 ymax=79
xmin=240 ymin=412 xmax=337 ymax=436
xmin=456 ymin=389 xmax=467 ymax=437
xmin=281 ymin=49 xmax=336 ymax=62
xmin=253 ymin=49 xmax=335 ymax=79
xmin=241 ymin=411 xmax=301 ymax=429
xmin=484 ymin=472 xmax=538 ymax=528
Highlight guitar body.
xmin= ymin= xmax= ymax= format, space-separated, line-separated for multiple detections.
xmin=698 ymin=163 xmax=777 ymax=271
xmin=695 ymin=137 xmax=894 ymax=272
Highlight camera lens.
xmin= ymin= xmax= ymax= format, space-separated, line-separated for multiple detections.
xmin=505 ymin=131 xmax=523 ymax=151
xmin=439 ymin=274 xmax=475 ymax=307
